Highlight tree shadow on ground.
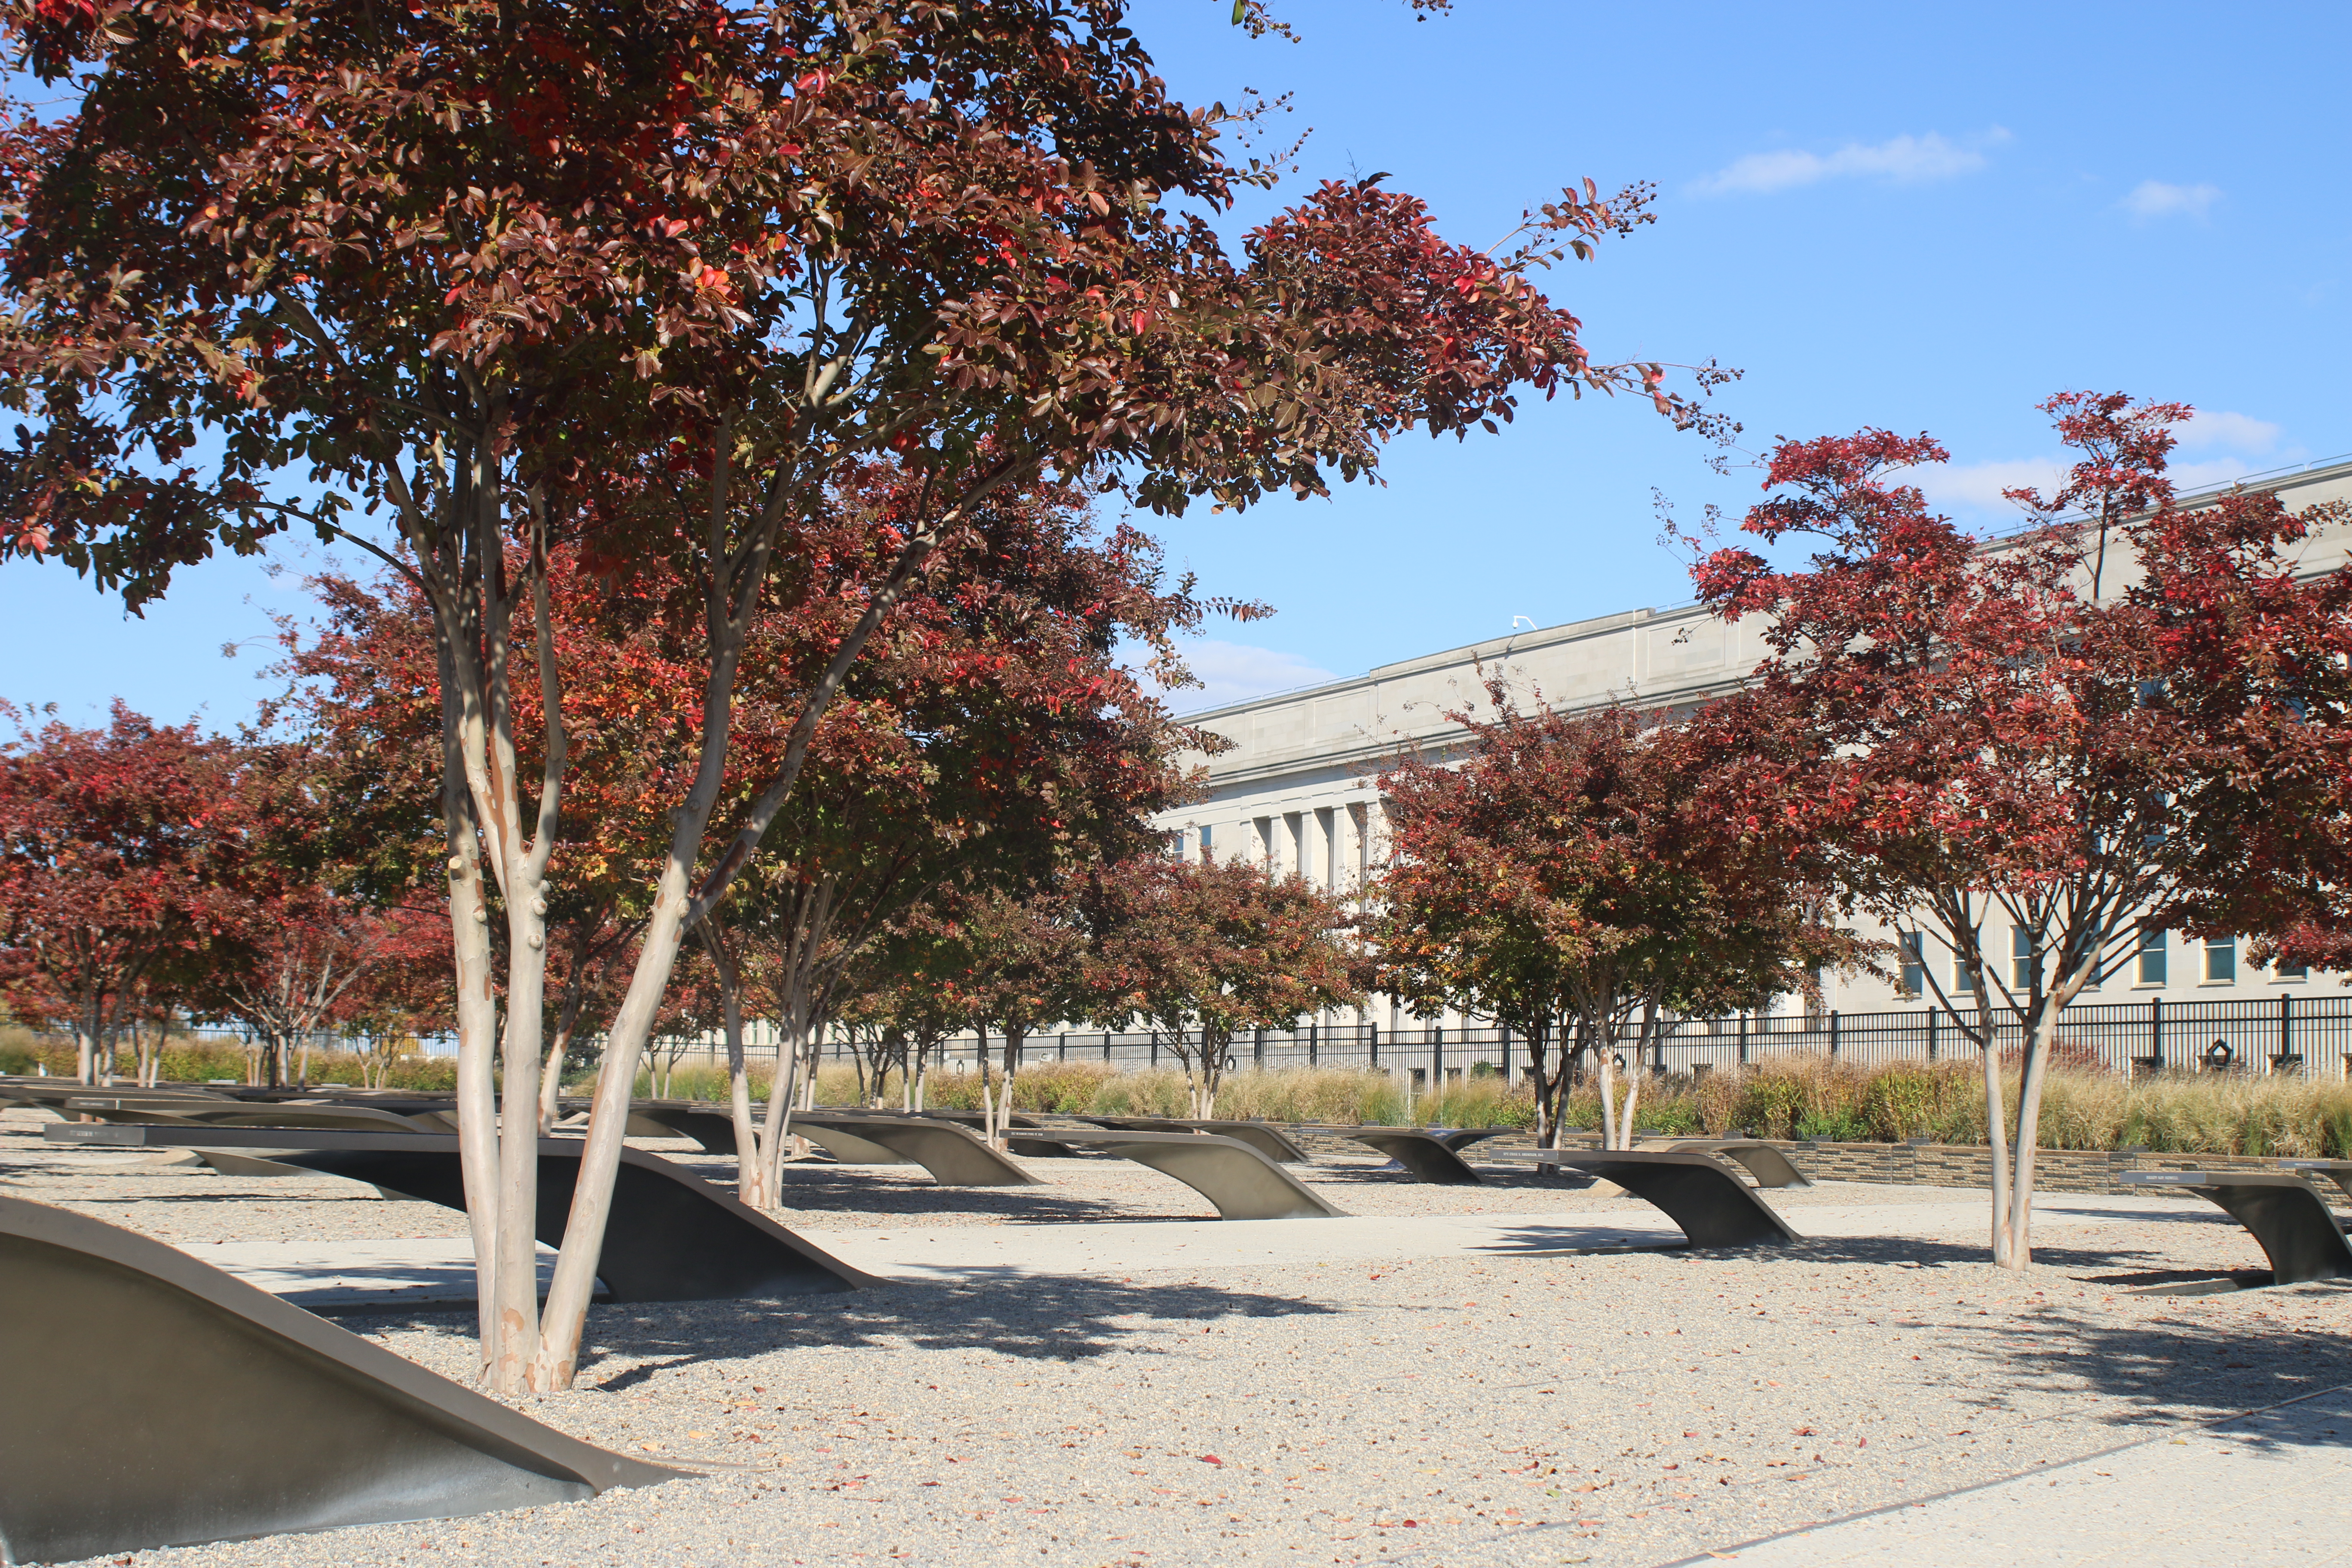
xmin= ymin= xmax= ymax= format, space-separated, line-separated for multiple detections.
xmin=344 ymin=1270 xmax=1344 ymax=1387
xmin=1943 ymin=1284 xmax=2352 ymax=1424
xmin=1470 ymin=1219 xmax=2352 ymax=1428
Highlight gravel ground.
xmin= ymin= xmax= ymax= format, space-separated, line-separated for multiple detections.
xmin=10 ymin=1106 xmax=2352 ymax=1568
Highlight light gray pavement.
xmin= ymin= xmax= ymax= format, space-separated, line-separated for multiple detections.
xmin=1678 ymin=1383 xmax=2352 ymax=1566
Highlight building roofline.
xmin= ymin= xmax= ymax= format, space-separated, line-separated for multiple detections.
xmin=1171 ymin=452 xmax=2352 ymax=725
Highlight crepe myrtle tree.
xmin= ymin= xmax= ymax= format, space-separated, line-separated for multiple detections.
xmin=827 ymin=904 xmax=986 ymax=1115
xmin=1373 ymin=682 xmax=1858 ymax=1150
xmin=1687 ymin=393 xmax=2352 ymax=1268
xmin=1087 ymin=855 xmax=1365 ymax=1118
xmin=0 ymin=702 xmax=250 ymax=1084
xmin=1 ymin=0 xmax=1729 ymax=1390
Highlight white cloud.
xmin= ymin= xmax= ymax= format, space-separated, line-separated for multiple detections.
xmin=2121 ymin=180 xmax=2221 ymax=220
xmin=1690 ymin=129 xmax=2006 ymax=197
xmin=1907 ymin=425 xmax=2293 ymax=519
xmin=1905 ymin=457 xmax=2070 ymax=512
xmin=1164 ymin=639 xmax=1338 ymax=714
xmin=2175 ymin=409 xmax=2280 ymax=453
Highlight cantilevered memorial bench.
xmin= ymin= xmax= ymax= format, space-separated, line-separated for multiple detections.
xmin=1652 ymin=1138 xmax=1814 ymax=1190
xmin=1302 ymin=1125 xmax=1521 ymax=1186
xmin=66 ymin=1094 xmax=458 ymax=1135
xmin=1037 ymin=1128 xmax=1346 ymax=1219
xmin=0 ymin=1192 xmax=674 ymax=1562
xmin=1492 ymin=1148 xmax=1801 ymax=1250
xmin=812 ymin=1106 xmax=1096 ymax=1159
xmin=43 ymin=1124 xmax=876 ymax=1301
xmin=2121 ymin=1169 xmax=2352 ymax=1286
xmin=1073 ymin=1115 xmax=1311 ymax=1164
xmin=787 ymin=1112 xmax=1043 ymax=1185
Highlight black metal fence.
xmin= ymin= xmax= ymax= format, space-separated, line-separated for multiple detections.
xmin=873 ymin=994 xmax=2352 ymax=1082
xmin=215 ymin=993 xmax=2344 ymax=1082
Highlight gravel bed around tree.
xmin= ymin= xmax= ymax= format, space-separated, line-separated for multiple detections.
xmin=14 ymin=1103 xmax=2351 ymax=1567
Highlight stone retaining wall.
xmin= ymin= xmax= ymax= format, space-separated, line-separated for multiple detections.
xmin=1721 ymin=1139 xmax=2302 ymax=1195
xmin=1431 ymin=1131 xmax=2314 ymax=1194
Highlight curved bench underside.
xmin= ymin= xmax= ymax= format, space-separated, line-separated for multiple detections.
xmin=1338 ymin=1130 xmax=1485 ymax=1186
xmin=789 ymin=1115 xmax=1043 ymax=1186
xmin=0 ymin=1195 xmax=674 ymax=1563
xmin=1076 ymin=1116 xmax=1310 ymax=1165
xmin=1048 ymin=1131 xmax=1348 ymax=1219
xmin=1661 ymin=1139 xmax=1815 ymax=1190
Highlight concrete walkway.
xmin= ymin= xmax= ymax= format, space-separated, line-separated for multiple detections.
xmin=1676 ymin=1384 xmax=2352 ymax=1566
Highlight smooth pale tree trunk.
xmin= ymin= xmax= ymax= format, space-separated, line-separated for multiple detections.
xmin=701 ymin=925 xmax=766 ymax=1210
xmin=987 ymin=1027 xmax=1027 ymax=1146
xmin=524 ymin=442 xmax=987 ymax=1392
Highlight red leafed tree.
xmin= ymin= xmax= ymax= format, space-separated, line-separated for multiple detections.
xmin=0 ymin=0 xmax=1724 ymax=1391
xmin=0 ymin=702 xmax=247 ymax=1084
xmin=1087 ymin=856 xmax=1365 ymax=1119
xmin=1373 ymin=683 xmax=1857 ymax=1148
xmin=196 ymin=735 xmax=453 ymax=1088
xmin=1689 ymin=394 xmax=2352 ymax=1267
xmin=929 ymin=883 xmax=1097 ymax=1146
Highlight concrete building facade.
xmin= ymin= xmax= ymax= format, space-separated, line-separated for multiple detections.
xmin=1160 ymin=456 xmax=2352 ymax=1036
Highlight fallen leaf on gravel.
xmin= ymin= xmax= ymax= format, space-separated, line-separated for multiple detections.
xmin=1198 ymin=1455 xmax=1222 ymax=1465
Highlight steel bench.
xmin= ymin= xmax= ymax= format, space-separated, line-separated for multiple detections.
xmin=42 ymin=1124 xmax=875 ymax=1300
xmin=787 ymin=1112 xmax=1043 ymax=1185
xmin=1652 ymin=1138 xmax=1815 ymax=1189
xmin=2122 ymin=1169 xmax=2352 ymax=1285
xmin=0 ymin=1192 xmax=672 ymax=1562
xmin=1073 ymin=1115 xmax=1310 ymax=1164
xmin=1304 ymin=1126 xmax=1519 ymax=1185
xmin=1492 ymin=1148 xmax=1802 ymax=1249
xmin=1032 ymin=1129 xmax=1346 ymax=1219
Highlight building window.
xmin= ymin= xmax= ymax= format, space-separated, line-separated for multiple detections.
xmin=2135 ymin=928 xmax=2167 ymax=987
xmin=2203 ymin=936 xmax=2237 ymax=984
xmin=1952 ymin=935 xmax=1980 ymax=995
xmin=2277 ymin=957 xmax=2309 ymax=981
xmin=1899 ymin=932 xmax=1926 ymax=998
xmin=2011 ymin=927 xmax=2035 ymax=991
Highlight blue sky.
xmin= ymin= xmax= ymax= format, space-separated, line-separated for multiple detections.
xmin=5 ymin=0 xmax=2347 ymax=726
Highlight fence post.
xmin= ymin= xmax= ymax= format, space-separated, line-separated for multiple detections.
xmin=2150 ymin=997 xmax=2162 ymax=1068
xmin=1369 ymin=1023 xmax=1379 ymax=1069
xmin=1501 ymin=1023 xmax=1513 ymax=1084
xmin=1254 ymin=1026 xmax=1265 ymax=1069
xmin=1308 ymin=1021 xmax=1318 ymax=1068
xmin=1738 ymin=1011 xmax=1748 ymax=1066
xmin=1103 ymin=1031 xmax=1112 ymax=1064
xmin=1927 ymin=1008 xmax=1938 ymax=1064
xmin=1058 ymin=1032 xmax=1068 ymax=1062
xmin=1828 ymin=1010 xmax=1840 ymax=1061
xmin=1149 ymin=1032 xmax=1158 ymax=1068
xmin=1432 ymin=1024 xmax=1444 ymax=1089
